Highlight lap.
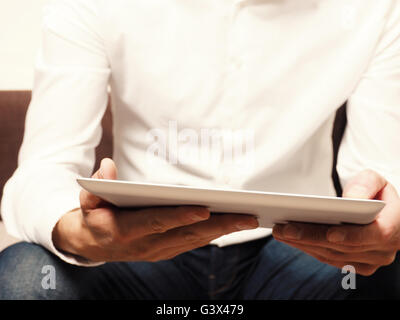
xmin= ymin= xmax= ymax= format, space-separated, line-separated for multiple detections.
xmin=1 ymin=238 xmax=399 ymax=300
xmin=0 ymin=242 xmax=205 ymax=299
xmin=242 ymin=238 xmax=400 ymax=299
xmin=242 ymin=238 xmax=348 ymax=299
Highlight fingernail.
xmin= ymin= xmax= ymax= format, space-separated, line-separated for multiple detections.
xmin=328 ymin=230 xmax=346 ymax=243
xmin=236 ymin=219 xmax=258 ymax=230
xmin=283 ymin=224 xmax=302 ymax=240
xmin=345 ymin=185 xmax=370 ymax=199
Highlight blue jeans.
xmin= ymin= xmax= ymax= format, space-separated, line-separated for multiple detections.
xmin=0 ymin=236 xmax=399 ymax=299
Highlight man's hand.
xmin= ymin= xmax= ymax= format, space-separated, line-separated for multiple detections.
xmin=272 ymin=169 xmax=400 ymax=276
xmin=52 ymin=158 xmax=259 ymax=262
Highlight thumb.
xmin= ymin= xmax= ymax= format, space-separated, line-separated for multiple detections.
xmin=342 ymin=169 xmax=387 ymax=200
xmin=92 ymin=158 xmax=118 ymax=180
xmin=80 ymin=158 xmax=118 ymax=211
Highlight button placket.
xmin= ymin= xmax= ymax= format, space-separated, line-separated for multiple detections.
xmin=225 ymin=1 xmax=247 ymax=120
xmin=217 ymin=1 xmax=247 ymax=187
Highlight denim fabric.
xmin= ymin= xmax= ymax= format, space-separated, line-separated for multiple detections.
xmin=0 ymin=237 xmax=399 ymax=299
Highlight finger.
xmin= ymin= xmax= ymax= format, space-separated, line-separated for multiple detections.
xmin=326 ymin=200 xmax=400 ymax=247
xmin=114 ymin=206 xmax=211 ymax=240
xmin=122 ymin=234 xmax=218 ymax=262
xmin=342 ymin=169 xmax=387 ymax=200
xmin=80 ymin=158 xmax=118 ymax=211
xmin=142 ymin=236 xmax=217 ymax=262
xmin=272 ymin=222 xmax=330 ymax=243
xmin=273 ymin=232 xmax=376 ymax=253
xmin=95 ymin=157 xmax=118 ymax=180
xmin=272 ymin=211 xmax=400 ymax=248
xmin=276 ymin=238 xmax=396 ymax=266
xmin=134 ymin=214 xmax=253 ymax=261
xmin=275 ymin=239 xmax=380 ymax=276
xmin=139 ymin=214 xmax=258 ymax=261
xmin=145 ymin=213 xmax=259 ymax=248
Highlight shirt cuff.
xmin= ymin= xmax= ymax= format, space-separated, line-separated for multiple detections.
xmin=34 ymin=187 xmax=106 ymax=267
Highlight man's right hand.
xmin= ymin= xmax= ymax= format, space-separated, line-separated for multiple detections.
xmin=52 ymin=158 xmax=259 ymax=262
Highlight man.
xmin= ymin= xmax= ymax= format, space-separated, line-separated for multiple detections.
xmin=1 ymin=0 xmax=400 ymax=299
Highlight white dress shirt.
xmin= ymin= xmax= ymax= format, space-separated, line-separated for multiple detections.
xmin=2 ymin=0 xmax=400 ymax=266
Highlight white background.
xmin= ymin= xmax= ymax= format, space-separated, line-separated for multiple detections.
xmin=0 ymin=0 xmax=49 ymax=90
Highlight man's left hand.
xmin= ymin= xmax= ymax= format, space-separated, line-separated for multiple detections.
xmin=272 ymin=169 xmax=400 ymax=276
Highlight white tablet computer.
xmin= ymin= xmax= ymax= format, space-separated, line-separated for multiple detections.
xmin=77 ymin=178 xmax=385 ymax=228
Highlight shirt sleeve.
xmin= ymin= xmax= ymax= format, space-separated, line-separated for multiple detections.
xmin=0 ymin=0 xmax=110 ymax=266
xmin=337 ymin=2 xmax=400 ymax=195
